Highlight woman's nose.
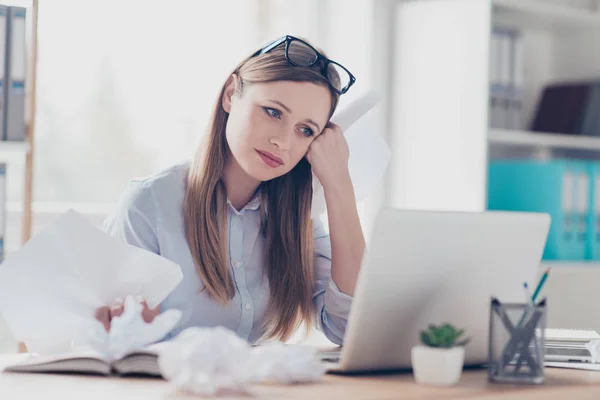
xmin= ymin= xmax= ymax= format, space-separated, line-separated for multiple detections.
xmin=268 ymin=131 xmax=292 ymax=151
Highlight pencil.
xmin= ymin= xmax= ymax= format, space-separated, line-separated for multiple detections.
xmin=532 ymin=268 xmax=550 ymax=303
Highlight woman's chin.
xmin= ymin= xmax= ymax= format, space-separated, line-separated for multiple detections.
xmin=251 ymin=170 xmax=283 ymax=182
xmin=240 ymin=165 xmax=278 ymax=182
xmin=245 ymin=160 xmax=288 ymax=181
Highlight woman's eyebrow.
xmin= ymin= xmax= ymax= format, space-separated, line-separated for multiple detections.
xmin=305 ymin=119 xmax=321 ymax=132
xmin=269 ymin=100 xmax=292 ymax=113
xmin=268 ymin=99 xmax=322 ymax=131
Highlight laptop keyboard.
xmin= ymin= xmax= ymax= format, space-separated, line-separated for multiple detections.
xmin=317 ymin=348 xmax=342 ymax=363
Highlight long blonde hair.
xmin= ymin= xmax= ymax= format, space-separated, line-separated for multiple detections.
xmin=184 ymin=40 xmax=340 ymax=341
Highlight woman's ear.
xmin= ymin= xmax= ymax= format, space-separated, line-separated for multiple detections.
xmin=221 ymin=74 xmax=240 ymax=113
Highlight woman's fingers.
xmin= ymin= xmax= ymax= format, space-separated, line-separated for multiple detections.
xmin=138 ymin=296 xmax=160 ymax=323
xmin=109 ymin=298 xmax=125 ymax=319
xmin=95 ymin=306 xmax=111 ymax=332
xmin=97 ymin=297 xmax=160 ymax=332
xmin=135 ymin=295 xmax=147 ymax=308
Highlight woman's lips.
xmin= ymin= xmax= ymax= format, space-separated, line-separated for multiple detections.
xmin=256 ymin=150 xmax=283 ymax=167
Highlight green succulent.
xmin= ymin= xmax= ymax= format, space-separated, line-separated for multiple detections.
xmin=420 ymin=323 xmax=470 ymax=348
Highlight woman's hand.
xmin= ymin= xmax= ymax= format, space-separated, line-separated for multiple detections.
xmin=306 ymin=122 xmax=350 ymax=190
xmin=307 ymin=123 xmax=365 ymax=296
xmin=95 ymin=296 xmax=161 ymax=332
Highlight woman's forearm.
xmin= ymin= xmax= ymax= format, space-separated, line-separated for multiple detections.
xmin=323 ymin=173 xmax=366 ymax=296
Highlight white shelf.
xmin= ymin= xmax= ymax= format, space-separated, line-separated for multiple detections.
xmin=541 ymin=261 xmax=600 ymax=268
xmin=493 ymin=0 xmax=600 ymax=30
xmin=489 ymin=129 xmax=600 ymax=151
xmin=0 ymin=141 xmax=29 ymax=154
xmin=0 ymin=141 xmax=30 ymax=169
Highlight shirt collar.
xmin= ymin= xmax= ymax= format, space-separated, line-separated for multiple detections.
xmin=245 ymin=191 xmax=261 ymax=211
xmin=226 ymin=189 xmax=261 ymax=213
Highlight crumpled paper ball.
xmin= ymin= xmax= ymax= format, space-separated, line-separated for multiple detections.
xmin=77 ymin=295 xmax=181 ymax=359
xmin=158 ymin=327 xmax=255 ymax=396
xmin=247 ymin=342 xmax=326 ymax=384
xmin=157 ymin=327 xmax=326 ymax=396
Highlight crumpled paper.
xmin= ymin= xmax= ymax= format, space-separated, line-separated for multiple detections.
xmin=247 ymin=342 xmax=326 ymax=384
xmin=586 ymin=340 xmax=600 ymax=363
xmin=158 ymin=327 xmax=325 ymax=396
xmin=0 ymin=210 xmax=183 ymax=353
xmin=158 ymin=327 xmax=254 ymax=396
xmin=76 ymin=295 xmax=182 ymax=359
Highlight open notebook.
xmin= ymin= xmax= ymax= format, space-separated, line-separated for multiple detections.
xmin=2 ymin=343 xmax=167 ymax=377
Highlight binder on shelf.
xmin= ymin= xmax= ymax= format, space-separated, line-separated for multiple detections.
xmin=0 ymin=163 xmax=6 ymax=263
xmin=488 ymin=160 xmax=586 ymax=261
xmin=4 ymin=6 xmax=26 ymax=142
xmin=499 ymin=29 xmax=511 ymax=129
xmin=0 ymin=6 xmax=7 ymax=143
xmin=531 ymin=82 xmax=591 ymax=135
xmin=489 ymin=29 xmax=504 ymax=129
xmin=489 ymin=28 xmax=524 ymax=130
xmin=588 ymin=163 xmax=600 ymax=260
xmin=508 ymin=29 xmax=524 ymax=131
xmin=580 ymin=82 xmax=600 ymax=136
xmin=573 ymin=163 xmax=589 ymax=251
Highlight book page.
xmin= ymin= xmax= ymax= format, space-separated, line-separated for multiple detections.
xmin=3 ymin=350 xmax=112 ymax=376
xmin=7 ymin=349 xmax=106 ymax=367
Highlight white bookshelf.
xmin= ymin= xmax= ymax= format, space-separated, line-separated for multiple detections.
xmin=496 ymin=0 xmax=600 ymax=271
xmin=486 ymin=0 xmax=600 ymax=156
xmin=0 ymin=141 xmax=29 ymax=155
xmin=491 ymin=0 xmax=600 ymax=267
xmin=493 ymin=0 xmax=600 ymax=30
xmin=387 ymin=0 xmax=600 ymax=200
xmin=541 ymin=260 xmax=600 ymax=268
xmin=0 ymin=142 xmax=30 ymax=174
xmin=489 ymin=129 xmax=600 ymax=151
xmin=382 ymin=0 xmax=600 ymax=266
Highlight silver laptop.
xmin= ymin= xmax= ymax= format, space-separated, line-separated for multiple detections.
xmin=321 ymin=208 xmax=551 ymax=373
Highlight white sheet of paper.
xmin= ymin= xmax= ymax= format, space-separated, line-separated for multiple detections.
xmin=545 ymin=329 xmax=600 ymax=342
xmin=311 ymin=90 xmax=390 ymax=217
xmin=545 ymin=362 xmax=600 ymax=371
xmin=0 ymin=209 xmax=183 ymax=352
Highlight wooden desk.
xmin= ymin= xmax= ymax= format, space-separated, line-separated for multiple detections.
xmin=1 ymin=355 xmax=600 ymax=400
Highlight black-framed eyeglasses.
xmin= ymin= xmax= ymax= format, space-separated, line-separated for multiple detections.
xmin=252 ymin=35 xmax=356 ymax=95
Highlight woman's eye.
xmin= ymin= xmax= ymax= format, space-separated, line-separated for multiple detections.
xmin=263 ymin=107 xmax=281 ymax=119
xmin=300 ymin=127 xmax=314 ymax=137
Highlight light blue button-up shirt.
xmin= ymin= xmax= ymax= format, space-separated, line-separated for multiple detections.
xmin=103 ymin=164 xmax=353 ymax=344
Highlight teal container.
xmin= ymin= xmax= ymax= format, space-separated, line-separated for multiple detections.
xmin=588 ymin=163 xmax=600 ymax=260
xmin=488 ymin=160 xmax=588 ymax=261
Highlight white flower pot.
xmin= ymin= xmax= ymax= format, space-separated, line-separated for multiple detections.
xmin=411 ymin=346 xmax=465 ymax=386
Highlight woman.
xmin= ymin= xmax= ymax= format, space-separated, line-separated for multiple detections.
xmin=98 ymin=35 xmax=365 ymax=345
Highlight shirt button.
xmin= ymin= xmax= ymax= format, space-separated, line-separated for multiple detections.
xmin=233 ymin=261 xmax=242 ymax=268
xmin=245 ymin=303 xmax=252 ymax=310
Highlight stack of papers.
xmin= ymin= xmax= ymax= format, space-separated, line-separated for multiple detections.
xmin=0 ymin=210 xmax=183 ymax=352
xmin=544 ymin=329 xmax=600 ymax=368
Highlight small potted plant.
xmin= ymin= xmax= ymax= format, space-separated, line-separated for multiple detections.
xmin=411 ymin=323 xmax=470 ymax=386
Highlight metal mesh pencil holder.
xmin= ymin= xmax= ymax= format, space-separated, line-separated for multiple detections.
xmin=488 ymin=298 xmax=546 ymax=384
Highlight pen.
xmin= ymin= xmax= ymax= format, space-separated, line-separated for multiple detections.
xmin=516 ymin=282 xmax=533 ymax=327
xmin=514 ymin=283 xmax=534 ymax=372
xmin=524 ymin=282 xmax=533 ymax=305
xmin=532 ymin=268 xmax=550 ymax=303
